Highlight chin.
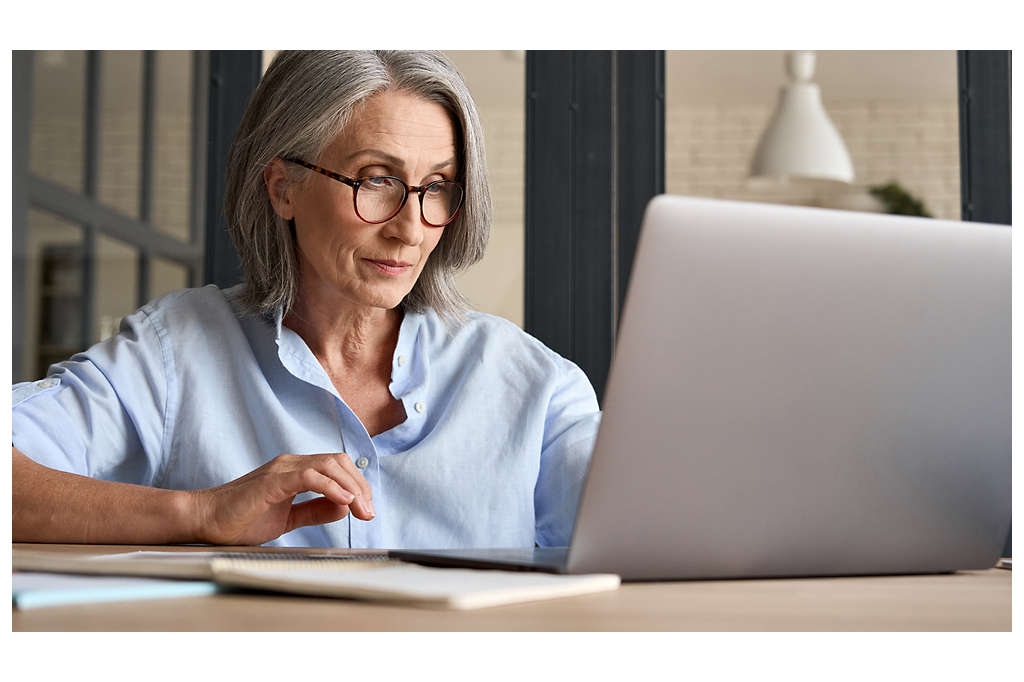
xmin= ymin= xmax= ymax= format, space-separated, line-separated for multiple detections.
xmin=368 ymin=287 xmax=414 ymax=311
xmin=348 ymin=273 xmax=419 ymax=311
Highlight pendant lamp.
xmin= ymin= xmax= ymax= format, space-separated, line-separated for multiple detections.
xmin=750 ymin=51 xmax=854 ymax=183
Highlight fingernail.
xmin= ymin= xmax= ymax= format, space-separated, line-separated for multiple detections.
xmin=367 ymin=500 xmax=376 ymax=518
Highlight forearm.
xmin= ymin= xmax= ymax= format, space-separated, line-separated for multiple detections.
xmin=12 ymin=447 xmax=202 ymax=544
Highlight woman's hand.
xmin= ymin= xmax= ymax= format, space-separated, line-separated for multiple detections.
xmin=191 ymin=453 xmax=375 ymax=546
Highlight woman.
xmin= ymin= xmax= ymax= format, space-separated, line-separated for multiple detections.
xmin=12 ymin=51 xmax=600 ymax=549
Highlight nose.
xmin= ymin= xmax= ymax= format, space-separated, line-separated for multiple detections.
xmin=383 ymin=192 xmax=425 ymax=247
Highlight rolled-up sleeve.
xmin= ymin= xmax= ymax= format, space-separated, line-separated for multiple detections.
xmin=534 ymin=357 xmax=602 ymax=547
xmin=12 ymin=306 xmax=171 ymax=486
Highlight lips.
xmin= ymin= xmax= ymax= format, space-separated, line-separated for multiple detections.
xmin=368 ymin=259 xmax=413 ymax=268
xmin=364 ymin=258 xmax=414 ymax=276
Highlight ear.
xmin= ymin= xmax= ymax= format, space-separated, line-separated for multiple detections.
xmin=264 ymin=158 xmax=296 ymax=220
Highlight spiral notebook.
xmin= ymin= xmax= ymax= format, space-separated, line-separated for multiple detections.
xmin=209 ymin=557 xmax=620 ymax=610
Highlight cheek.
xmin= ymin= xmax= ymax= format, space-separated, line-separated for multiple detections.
xmin=297 ymin=202 xmax=365 ymax=255
xmin=422 ymin=228 xmax=446 ymax=260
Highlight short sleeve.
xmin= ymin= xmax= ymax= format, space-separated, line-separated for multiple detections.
xmin=11 ymin=306 xmax=171 ymax=485
xmin=534 ymin=357 xmax=602 ymax=547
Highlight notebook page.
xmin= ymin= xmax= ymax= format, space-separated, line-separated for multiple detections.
xmin=211 ymin=560 xmax=620 ymax=609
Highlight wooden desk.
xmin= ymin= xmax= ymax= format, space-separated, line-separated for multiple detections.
xmin=12 ymin=543 xmax=1011 ymax=631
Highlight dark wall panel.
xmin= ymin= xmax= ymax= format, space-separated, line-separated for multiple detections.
xmin=958 ymin=50 xmax=1012 ymax=226
xmin=204 ymin=50 xmax=262 ymax=289
xmin=525 ymin=50 xmax=665 ymax=402
xmin=957 ymin=50 xmax=1013 ymax=558
xmin=615 ymin=51 xmax=665 ymax=325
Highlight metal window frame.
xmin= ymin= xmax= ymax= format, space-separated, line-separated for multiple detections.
xmin=12 ymin=52 xmax=32 ymax=385
xmin=11 ymin=50 xmax=210 ymax=382
xmin=138 ymin=50 xmax=156 ymax=307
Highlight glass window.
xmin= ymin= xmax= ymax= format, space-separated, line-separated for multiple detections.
xmin=29 ymin=50 xmax=86 ymax=193
xmin=665 ymin=50 xmax=960 ymax=220
xmin=98 ymin=50 xmax=144 ymax=218
xmin=16 ymin=50 xmax=205 ymax=383
xmin=25 ymin=209 xmax=85 ymax=378
xmin=94 ymin=235 xmax=139 ymax=343
xmin=152 ymin=51 xmax=194 ymax=241
xmin=150 ymin=257 xmax=190 ymax=300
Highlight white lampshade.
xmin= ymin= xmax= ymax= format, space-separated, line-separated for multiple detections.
xmin=750 ymin=51 xmax=854 ymax=183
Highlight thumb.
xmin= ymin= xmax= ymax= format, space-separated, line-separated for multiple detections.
xmin=286 ymin=497 xmax=351 ymax=532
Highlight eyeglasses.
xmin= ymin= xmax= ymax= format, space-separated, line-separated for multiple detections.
xmin=283 ymin=157 xmax=464 ymax=228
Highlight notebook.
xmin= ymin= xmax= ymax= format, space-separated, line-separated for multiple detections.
xmin=208 ymin=557 xmax=620 ymax=610
xmin=13 ymin=571 xmax=219 ymax=610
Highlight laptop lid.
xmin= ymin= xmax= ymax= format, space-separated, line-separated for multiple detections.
xmin=565 ymin=195 xmax=1010 ymax=580
xmin=389 ymin=547 xmax=570 ymax=574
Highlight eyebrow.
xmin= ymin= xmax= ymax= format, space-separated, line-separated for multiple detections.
xmin=343 ymin=149 xmax=456 ymax=173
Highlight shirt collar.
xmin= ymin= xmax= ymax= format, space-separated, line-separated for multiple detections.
xmin=271 ymin=303 xmax=429 ymax=399
xmin=389 ymin=309 xmax=427 ymax=398
xmin=272 ymin=304 xmax=285 ymax=347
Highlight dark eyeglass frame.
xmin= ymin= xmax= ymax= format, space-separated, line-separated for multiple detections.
xmin=283 ymin=157 xmax=464 ymax=228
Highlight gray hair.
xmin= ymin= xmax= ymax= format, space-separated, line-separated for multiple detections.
xmin=223 ymin=50 xmax=491 ymax=323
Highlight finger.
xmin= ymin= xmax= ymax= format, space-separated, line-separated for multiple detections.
xmin=292 ymin=459 xmax=373 ymax=522
xmin=321 ymin=456 xmax=375 ymax=520
xmin=286 ymin=497 xmax=350 ymax=532
xmin=285 ymin=468 xmax=356 ymax=508
xmin=329 ymin=453 xmax=373 ymax=502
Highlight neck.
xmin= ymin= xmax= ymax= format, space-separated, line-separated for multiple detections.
xmin=283 ymin=293 xmax=401 ymax=376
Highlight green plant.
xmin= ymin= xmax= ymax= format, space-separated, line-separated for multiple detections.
xmin=868 ymin=182 xmax=933 ymax=217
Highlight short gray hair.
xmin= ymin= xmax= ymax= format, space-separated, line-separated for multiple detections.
xmin=223 ymin=50 xmax=491 ymax=322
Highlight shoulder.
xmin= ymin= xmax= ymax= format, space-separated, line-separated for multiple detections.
xmin=417 ymin=308 xmax=571 ymax=374
xmin=117 ymin=284 xmax=255 ymax=360
xmin=138 ymin=284 xmax=245 ymax=327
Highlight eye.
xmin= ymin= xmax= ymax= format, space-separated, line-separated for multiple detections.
xmin=365 ymin=176 xmax=391 ymax=187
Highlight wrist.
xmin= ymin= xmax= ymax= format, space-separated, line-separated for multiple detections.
xmin=176 ymin=488 xmax=209 ymax=544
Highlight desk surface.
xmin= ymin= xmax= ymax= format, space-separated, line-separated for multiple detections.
xmin=12 ymin=543 xmax=1011 ymax=631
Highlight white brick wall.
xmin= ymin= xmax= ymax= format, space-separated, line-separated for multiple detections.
xmin=452 ymin=104 xmax=525 ymax=327
xmin=666 ymin=99 xmax=961 ymax=220
xmin=447 ymin=51 xmax=525 ymax=328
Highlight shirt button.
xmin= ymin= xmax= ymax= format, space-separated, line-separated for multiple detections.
xmin=414 ymin=401 xmax=425 ymax=413
xmin=355 ymin=457 xmax=369 ymax=470
xmin=37 ymin=378 xmax=57 ymax=389
xmin=397 ymin=355 xmax=406 ymax=367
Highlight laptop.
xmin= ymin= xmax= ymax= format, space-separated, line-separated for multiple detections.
xmin=392 ymin=195 xmax=1011 ymax=581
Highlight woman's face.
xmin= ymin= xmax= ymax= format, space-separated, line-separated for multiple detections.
xmin=270 ymin=90 xmax=457 ymax=313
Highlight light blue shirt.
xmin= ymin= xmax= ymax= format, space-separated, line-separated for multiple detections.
xmin=12 ymin=285 xmax=601 ymax=549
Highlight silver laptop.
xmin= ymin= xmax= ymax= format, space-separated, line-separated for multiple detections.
xmin=393 ymin=195 xmax=1010 ymax=580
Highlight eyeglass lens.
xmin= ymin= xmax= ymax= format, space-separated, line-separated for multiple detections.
xmin=357 ymin=177 xmax=463 ymax=226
